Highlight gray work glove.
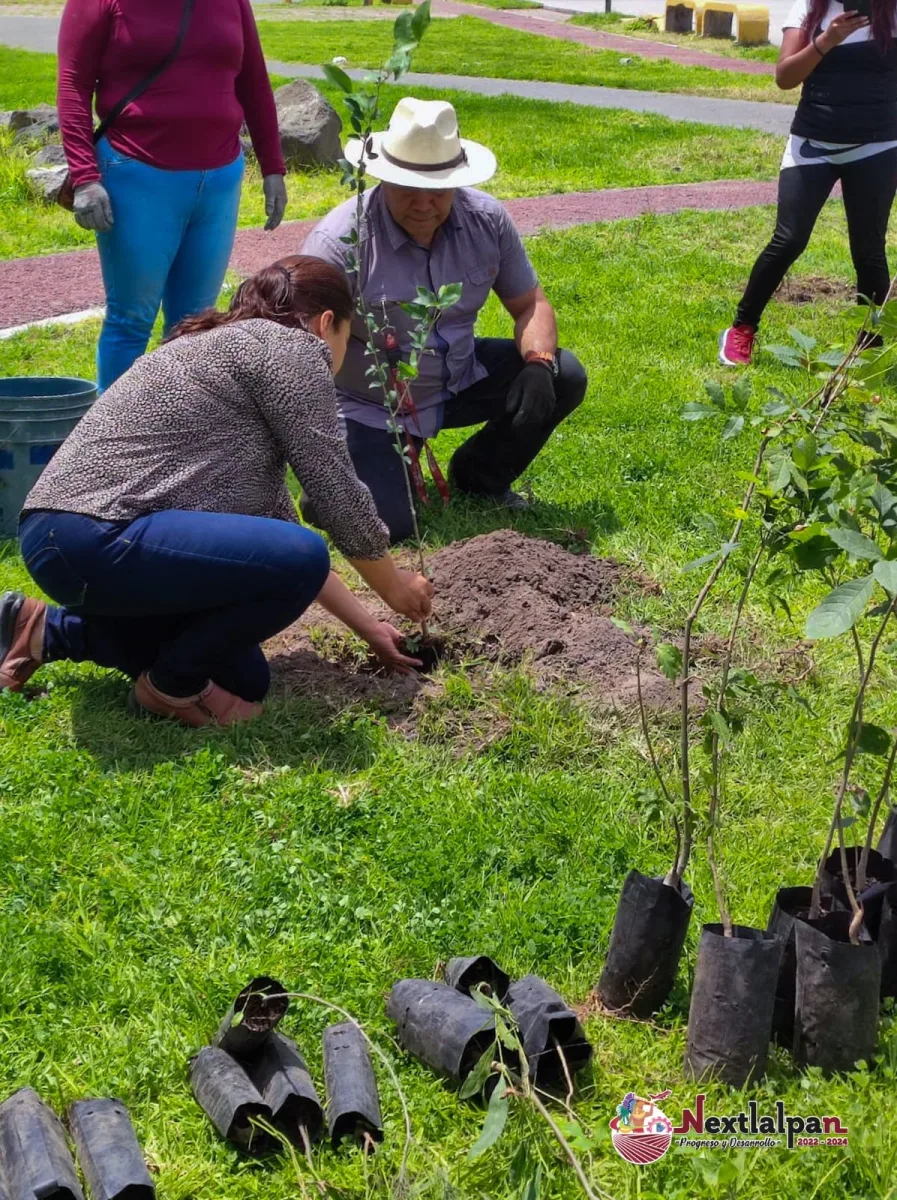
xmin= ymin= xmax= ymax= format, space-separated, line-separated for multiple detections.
xmin=73 ymin=181 xmax=114 ymax=232
xmin=263 ymin=174 xmax=287 ymax=231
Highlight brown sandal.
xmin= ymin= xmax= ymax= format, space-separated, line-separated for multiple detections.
xmin=132 ymin=672 xmax=263 ymax=727
xmin=0 ymin=592 xmax=47 ymax=692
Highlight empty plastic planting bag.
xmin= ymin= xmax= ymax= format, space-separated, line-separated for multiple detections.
xmin=213 ymin=975 xmax=288 ymax=1060
xmin=444 ymin=956 xmax=510 ymax=1001
xmin=68 ymin=1099 xmax=155 ymax=1200
xmin=0 ymin=1087 xmax=83 ymax=1200
xmin=245 ymin=1033 xmax=324 ymax=1146
xmin=506 ymin=976 xmax=593 ymax=1087
xmin=190 ymin=1047 xmax=273 ymax=1153
xmin=387 ymin=980 xmax=497 ymax=1083
xmin=322 ymin=1022 xmax=383 ymax=1150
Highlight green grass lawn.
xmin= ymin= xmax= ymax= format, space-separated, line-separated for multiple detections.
xmin=0 ymin=45 xmax=781 ymax=261
xmin=3 ymin=205 xmax=897 ymax=1199
xmin=258 ymin=15 xmax=783 ymax=101
xmin=572 ymin=10 xmax=781 ymax=63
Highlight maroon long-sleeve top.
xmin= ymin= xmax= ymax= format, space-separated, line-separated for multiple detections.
xmin=57 ymin=0 xmax=286 ymax=188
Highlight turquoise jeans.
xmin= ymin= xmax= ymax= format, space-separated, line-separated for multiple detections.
xmin=95 ymin=138 xmax=244 ymax=390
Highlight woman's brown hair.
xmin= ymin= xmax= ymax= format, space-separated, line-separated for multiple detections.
xmin=804 ymin=0 xmax=895 ymax=53
xmin=166 ymin=254 xmax=353 ymax=341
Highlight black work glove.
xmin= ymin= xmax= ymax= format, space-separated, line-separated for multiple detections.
xmin=505 ymin=361 xmax=556 ymax=429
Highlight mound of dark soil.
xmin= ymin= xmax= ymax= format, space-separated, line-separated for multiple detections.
xmin=428 ymin=531 xmax=674 ymax=709
xmin=777 ymin=275 xmax=853 ymax=306
xmin=266 ymin=531 xmax=675 ymax=716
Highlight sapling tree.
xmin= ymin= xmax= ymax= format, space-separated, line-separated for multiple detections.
xmin=750 ymin=322 xmax=897 ymax=939
xmin=647 ymin=312 xmax=896 ymax=935
xmin=323 ymin=1 xmax=462 ymax=600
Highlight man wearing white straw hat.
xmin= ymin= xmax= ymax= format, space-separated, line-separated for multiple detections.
xmin=302 ymin=97 xmax=588 ymax=543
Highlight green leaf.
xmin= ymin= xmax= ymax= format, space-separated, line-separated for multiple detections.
xmin=521 ymin=1169 xmax=543 ymax=1200
xmin=411 ymin=0 xmax=432 ymax=42
xmin=459 ymin=1045 xmax=496 ymax=1100
xmin=468 ymin=1082 xmax=509 ymax=1161
xmin=852 ymin=722 xmax=892 ymax=757
xmin=765 ymin=344 xmax=803 ymax=369
xmin=682 ymin=401 xmax=718 ymax=421
xmin=722 ymin=415 xmax=744 ymax=440
xmin=322 ymin=63 xmax=354 ymax=93
xmin=763 ymin=398 xmax=791 ymax=418
xmin=874 ymin=559 xmax=897 ymax=597
xmin=805 ymin=575 xmax=875 ymax=639
xmin=709 ymin=709 xmax=731 ymax=747
xmin=437 ymin=281 xmax=463 ymax=307
xmin=656 ymin=642 xmax=683 ymax=682
xmin=611 ymin=617 xmax=634 ymax=635
xmin=789 ymin=326 xmax=817 ymax=354
xmin=792 ymin=434 xmax=818 ymax=472
xmin=827 ymin=527 xmax=883 ymax=562
xmin=767 ymin=455 xmax=791 ymax=494
xmin=732 ymin=374 xmax=752 ymax=411
xmin=393 ymin=9 xmax=417 ymax=46
xmin=704 ymin=380 xmax=727 ymax=410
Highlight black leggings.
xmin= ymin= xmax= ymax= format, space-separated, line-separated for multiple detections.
xmin=736 ymin=148 xmax=897 ymax=328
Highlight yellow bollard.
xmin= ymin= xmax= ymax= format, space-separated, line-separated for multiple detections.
xmin=701 ymin=0 xmax=737 ymax=37
xmin=736 ymin=4 xmax=770 ymax=44
xmin=664 ymin=0 xmax=696 ymax=32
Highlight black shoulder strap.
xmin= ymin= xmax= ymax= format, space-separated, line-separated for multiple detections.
xmin=93 ymin=0 xmax=197 ymax=145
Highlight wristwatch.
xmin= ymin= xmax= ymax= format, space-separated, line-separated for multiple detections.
xmin=525 ymin=349 xmax=559 ymax=377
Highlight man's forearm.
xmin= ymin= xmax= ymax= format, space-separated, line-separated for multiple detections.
xmin=515 ymin=298 xmax=558 ymax=358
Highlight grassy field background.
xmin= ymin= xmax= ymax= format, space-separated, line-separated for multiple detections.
xmin=3 ymin=205 xmax=897 ymax=1199
xmin=0 ymin=45 xmax=781 ymax=261
xmin=257 ymin=15 xmax=783 ymax=101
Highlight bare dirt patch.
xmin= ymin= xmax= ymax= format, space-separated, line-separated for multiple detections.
xmin=266 ymin=531 xmax=675 ymax=722
xmin=776 ymin=275 xmax=853 ymax=306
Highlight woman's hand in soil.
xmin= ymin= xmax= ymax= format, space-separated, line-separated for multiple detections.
xmin=365 ymin=623 xmax=422 ymax=672
xmin=819 ymin=11 xmax=869 ymax=49
xmin=386 ymin=569 xmax=434 ymax=622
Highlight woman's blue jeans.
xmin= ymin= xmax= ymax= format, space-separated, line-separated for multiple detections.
xmin=19 ymin=509 xmax=331 ymax=701
xmin=95 ymin=139 xmax=244 ymax=390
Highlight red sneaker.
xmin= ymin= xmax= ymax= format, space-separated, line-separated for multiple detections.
xmin=718 ymin=324 xmax=756 ymax=367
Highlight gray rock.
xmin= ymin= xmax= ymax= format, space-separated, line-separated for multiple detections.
xmin=26 ymin=165 xmax=69 ymax=203
xmin=14 ymin=108 xmax=60 ymax=146
xmin=7 ymin=104 xmax=58 ymax=134
xmin=33 ymin=143 xmax=68 ymax=168
xmin=274 ymin=81 xmax=342 ymax=170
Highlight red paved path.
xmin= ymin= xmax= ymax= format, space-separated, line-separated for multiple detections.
xmin=0 ymin=179 xmax=779 ymax=330
xmin=434 ymin=1 xmax=776 ymax=76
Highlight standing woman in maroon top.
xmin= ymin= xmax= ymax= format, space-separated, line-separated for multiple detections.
xmin=57 ymin=0 xmax=287 ymax=390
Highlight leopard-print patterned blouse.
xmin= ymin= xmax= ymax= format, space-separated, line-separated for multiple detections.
xmin=24 ymin=319 xmax=390 ymax=561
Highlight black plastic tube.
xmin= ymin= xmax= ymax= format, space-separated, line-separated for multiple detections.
xmin=505 ymin=975 xmax=592 ymax=1088
xmin=821 ymin=848 xmax=895 ymax=939
xmin=766 ymin=886 xmax=813 ymax=1048
xmin=0 ymin=1087 xmax=83 ymax=1200
xmin=444 ymin=957 xmax=510 ymax=1002
xmin=596 ymin=870 xmax=694 ymax=1018
xmin=245 ymin=1034 xmax=323 ymax=1146
xmin=213 ymin=976 xmax=288 ymax=1061
xmin=322 ymin=1022 xmax=383 ymax=1151
xmin=683 ymin=924 xmax=782 ymax=1088
xmin=387 ymin=980 xmax=496 ymax=1083
xmin=793 ymin=912 xmax=881 ymax=1075
xmin=68 ymin=1098 xmax=155 ymax=1200
xmin=189 ymin=1047 xmax=273 ymax=1152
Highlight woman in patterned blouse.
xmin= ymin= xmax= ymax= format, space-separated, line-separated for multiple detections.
xmin=1 ymin=257 xmax=433 ymax=728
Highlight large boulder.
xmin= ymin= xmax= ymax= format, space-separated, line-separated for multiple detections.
xmin=12 ymin=104 xmax=60 ymax=145
xmin=26 ymin=165 xmax=69 ymax=204
xmin=274 ymin=81 xmax=342 ymax=170
xmin=33 ymin=143 xmax=68 ymax=168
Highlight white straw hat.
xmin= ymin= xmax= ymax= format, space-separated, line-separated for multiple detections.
xmin=344 ymin=97 xmax=496 ymax=189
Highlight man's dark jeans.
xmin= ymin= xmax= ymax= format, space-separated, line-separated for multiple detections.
xmin=318 ymin=338 xmax=588 ymax=543
xmin=19 ymin=508 xmax=331 ymax=699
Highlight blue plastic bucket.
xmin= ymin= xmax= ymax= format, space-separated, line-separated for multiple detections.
xmin=0 ymin=377 xmax=97 ymax=538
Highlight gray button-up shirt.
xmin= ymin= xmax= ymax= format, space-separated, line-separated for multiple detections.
xmin=302 ymin=186 xmax=539 ymax=438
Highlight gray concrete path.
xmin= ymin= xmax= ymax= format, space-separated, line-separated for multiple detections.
xmin=0 ymin=13 xmax=56 ymax=51
xmin=267 ymin=60 xmax=795 ymax=133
